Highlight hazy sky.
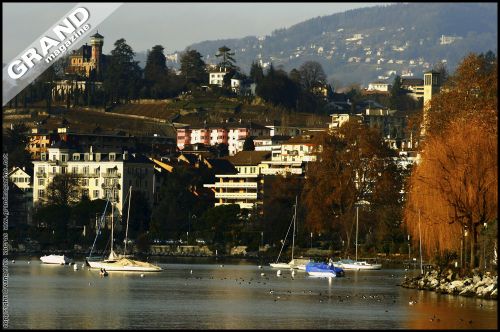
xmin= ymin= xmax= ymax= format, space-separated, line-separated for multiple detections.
xmin=3 ymin=2 xmax=383 ymax=62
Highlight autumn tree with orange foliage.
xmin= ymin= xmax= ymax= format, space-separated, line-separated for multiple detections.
xmin=405 ymin=52 xmax=498 ymax=270
xmin=302 ymin=119 xmax=403 ymax=254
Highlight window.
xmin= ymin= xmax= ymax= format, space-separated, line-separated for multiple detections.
xmin=72 ymin=166 xmax=78 ymax=174
xmin=93 ymin=190 xmax=99 ymax=198
xmin=61 ymin=167 xmax=67 ymax=174
xmin=61 ymin=154 xmax=67 ymax=162
xmin=95 ymin=179 xmax=98 ymax=186
xmin=38 ymin=189 xmax=45 ymax=197
xmin=82 ymin=179 xmax=89 ymax=186
xmin=73 ymin=154 xmax=80 ymax=161
xmin=82 ymin=189 xmax=89 ymax=198
xmin=83 ymin=166 xmax=89 ymax=175
xmin=38 ymin=178 xmax=44 ymax=186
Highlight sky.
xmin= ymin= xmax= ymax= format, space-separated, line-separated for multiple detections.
xmin=2 ymin=2 xmax=383 ymax=63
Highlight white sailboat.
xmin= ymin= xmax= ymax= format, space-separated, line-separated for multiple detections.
xmin=270 ymin=196 xmax=311 ymax=270
xmin=336 ymin=203 xmax=381 ymax=270
xmin=86 ymin=186 xmax=162 ymax=272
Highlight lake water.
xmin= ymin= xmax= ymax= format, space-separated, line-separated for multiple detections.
xmin=5 ymin=257 xmax=498 ymax=329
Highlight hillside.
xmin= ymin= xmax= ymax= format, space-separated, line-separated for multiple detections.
xmin=166 ymin=3 xmax=497 ymax=87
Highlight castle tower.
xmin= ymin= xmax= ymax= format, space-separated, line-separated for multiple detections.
xmin=90 ymin=31 xmax=104 ymax=75
xmin=422 ymin=71 xmax=441 ymax=136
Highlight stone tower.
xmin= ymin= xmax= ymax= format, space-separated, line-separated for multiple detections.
xmin=90 ymin=31 xmax=104 ymax=75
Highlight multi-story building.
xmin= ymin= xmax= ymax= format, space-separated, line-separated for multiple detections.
xmin=275 ymin=134 xmax=319 ymax=163
xmin=28 ymin=127 xmax=176 ymax=160
xmin=32 ymin=144 xmax=155 ymax=218
xmin=28 ymin=128 xmax=52 ymax=160
xmin=227 ymin=122 xmax=271 ymax=156
xmin=177 ymin=122 xmax=271 ymax=156
xmin=401 ymin=78 xmax=424 ymax=100
xmin=203 ymin=151 xmax=271 ymax=211
xmin=363 ymin=108 xmax=415 ymax=150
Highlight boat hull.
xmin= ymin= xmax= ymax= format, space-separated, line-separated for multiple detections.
xmin=336 ymin=261 xmax=382 ymax=270
xmin=40 ymin=255 xmax=71 ymax=265
xmin=340 ymin=264 xmax=382 ymax=270
xmin=305 ymin=262 xmax=344 ymax=277
xmin=307 ymin=271 xmax=339 ymax=277
xmin=269 ymin=262 xmax=291 ymax=269
xmin=87 ymin=258 xmax=162 ymax=272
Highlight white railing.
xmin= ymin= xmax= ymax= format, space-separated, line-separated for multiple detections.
xmin=214 ymin=192 xmax=257 ymax=199
xmin=213 ymin=182 xmax=257 ymax=189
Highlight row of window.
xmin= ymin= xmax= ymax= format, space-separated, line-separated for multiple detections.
xmin=12 ymin=177 xmax=29 ymax=183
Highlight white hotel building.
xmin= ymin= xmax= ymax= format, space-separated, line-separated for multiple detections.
xmin=32 ymin=145 xmax=155 ymax=218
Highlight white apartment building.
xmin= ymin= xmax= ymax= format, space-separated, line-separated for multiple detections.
xmin=32 ymin=145 xmax=155 ymax=218
xmin=203 ymin=151 xmax=271 ymax=211
xmin=368 ymin=82 xmax=392 ymax=92
xmin=275 ymin=134 xmax=318 ymax=163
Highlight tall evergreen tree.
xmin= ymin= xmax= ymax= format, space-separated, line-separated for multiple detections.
xmin=103 ymin=38 xmax=142 ymax=104
xmin=249 ymin=61 xmax=264 ymax=83
xmin=215 ymin=45 xmax=236 ymax=70
xmin=144 ymin=45 xmax=168 ymax=98
xmin=179 ymin=49 xmax=207 ymax=87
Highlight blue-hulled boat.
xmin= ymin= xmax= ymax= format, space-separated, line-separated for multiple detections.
xmin=305 ymin=261 xmax=344 ymax=277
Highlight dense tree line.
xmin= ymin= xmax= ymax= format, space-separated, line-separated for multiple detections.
xmin=301 ymin=120 xmax=404 ymax=255
xmin=405 ymin=52 xmax=498 ymax=270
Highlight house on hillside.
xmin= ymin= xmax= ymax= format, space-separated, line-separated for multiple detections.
xmin=209 ymin=67 xmax=229 ymax=87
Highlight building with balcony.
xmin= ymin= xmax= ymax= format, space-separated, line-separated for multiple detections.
xmin=32 ymin=143 xmax=155 ymax=218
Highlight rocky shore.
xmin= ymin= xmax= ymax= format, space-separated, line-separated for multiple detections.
xmin=400 ymin=269 xmax=497 ymax=300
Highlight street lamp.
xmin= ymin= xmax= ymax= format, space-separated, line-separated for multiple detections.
xmin=261 ymin=231 xmax=264 ymax=248
xmin=483 ymin=222 xmax=488 ymax=270
xmin=464 ymin=227 xmax=469 ymax=269
xmin=408 ymin=234 xmax=411 ymax=264
xmin=310 ymin=232 xmax=313 ymax=249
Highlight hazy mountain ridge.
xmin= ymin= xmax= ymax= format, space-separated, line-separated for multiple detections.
xmin=159 ymin=3 xmax=497 ymax=87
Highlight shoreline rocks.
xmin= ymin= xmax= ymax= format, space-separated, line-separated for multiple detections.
xmin=400 ymin=268 xmax=497 ymax=300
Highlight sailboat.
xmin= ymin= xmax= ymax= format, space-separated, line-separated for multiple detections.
xmin=269 ymin=196 xmax=311 ymax=270
xmin=336 ymin=203 xmax=381 ymax=270
xmin=86 ymin=186 xmax=162 ymax=272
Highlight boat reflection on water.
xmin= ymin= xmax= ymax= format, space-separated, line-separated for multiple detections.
xmin=7 ymin=259 xmax=497 ymax=329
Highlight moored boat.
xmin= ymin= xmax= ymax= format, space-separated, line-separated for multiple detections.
xmin=40 ymin=254 xmax=72 ymax=265
xmin=305 ymin=261 xmax=344 ymax=278
xmin=335 ymin=259 xmax=382 ymax=270
xmin=86 ymin=187 xmax=162 ymax=273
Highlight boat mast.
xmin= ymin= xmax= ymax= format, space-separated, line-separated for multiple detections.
xmin=291 ymin=195 xmax=297 ymax=261
xmin=124 ymin=186 xmax=132 ymax=255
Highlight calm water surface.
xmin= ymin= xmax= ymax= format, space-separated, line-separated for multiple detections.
xmin=6 ymin=257 xmax=498 ymax=329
